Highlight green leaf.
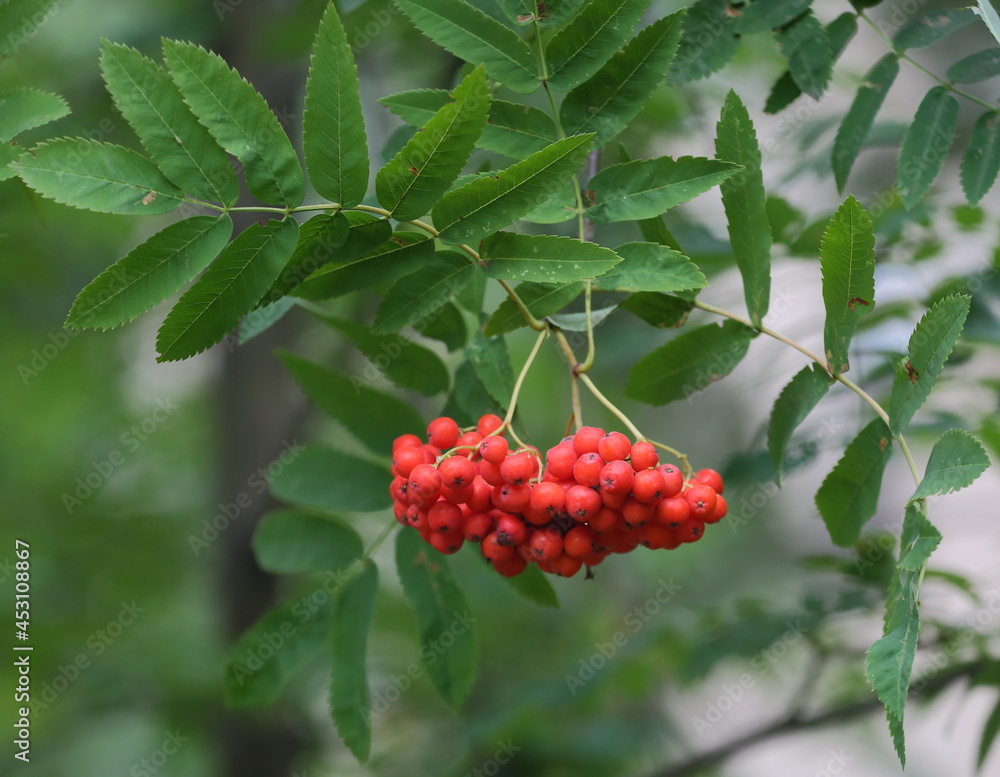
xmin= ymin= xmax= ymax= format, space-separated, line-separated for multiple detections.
xmin=619 ymin=292 xmax=693 ymax=329
xmin=225 ymin=596 xmax=331 ymax=707
xmin=911 ymin=429 xmax=990 ymax=500
xmin=0 ymin=143 xmax=20 ymax=181
xmin=866 ymin=621 xmax=918 ymax=764
xmin=455 ymin=262 xmax=486 ymax=314
xmin=317 ymin=315 xmax=450 ymax=396
xmin=815 ymin=419 xmax=893 ymax=547
xmin=163 ymin=39 xmax=304 ymax=207
xmin=394 ymin=0 xmax=538 ymax=93
xmin=0 ymin=88 xmax=68 ymax=142
xmin=0 ymin=0 xmax=59 ymax=60
xmin=484 ymin=281 xmax=583 ymax=336
xmin=977 ymin=695 xmax=1000 ymax=771
xmin=395 ymin=529 xmax=477 ymax=708
xmin=239 ymin=297 xmax=297 ymax=345
xmin=776 ymin=12 xmax=833 ymax=100
xmin=626 ymin=320 xmax=755 ymax=405
xmin=544 ymin=0 xmax=650 ymax=91
xmin=961 ymin=112 xmax=1000 ymax=205
xmin=820 ymin=195 xmax=875 ymax=375
xmin=269 ymin=447 xmax=392 ymax=513
xmin=897 ymin=87 xmax=958 ymax=209
xmin=261 ymin=213 xmax=351 ymax=304
xmin=330 ymin=560 xmax=378 ymax=762
xmin=466 ymin=332 xmax=515 ymax=409
xmin=561 ymin=11 xmax=684 ymax=147
xmin=99 ymin=43 xmax=238 ymax=206
xmin=767 ymin=365 xmax=832 ymax=483
xmin=973 ymin=1 xmax=1000 ymax=45
xmin=888 ymin=294 xmax=971 ymax=436
xmin=252 ymin=509 xmax=364 ymax=574
xmin=433 ymin=133 xmax=593 ymax=244
xmin=156 ymin=219 xmax=299 ymax=362
xmin=896 ymin=500 xmax=942 ymax=572
xmin=450 ymin=360 xmax=504 ymax=421
xmin=735 ymin=0 xmax=812 ymax=34
xmin=377 ymin=65 xmax=490 ymax=221
xmin=521 ymin=182 xmax=577 ymax=223
xmin=480 ymin=232 xmax=622 ymax=283
xmin=16 ymin=139 xmax=184 ymax=215
xmin=503 ymin=564 xmax=560 ymax=608
xmin=946 ymin=48 xmax=1000 ymax=83
xmin=892 ymin=8 xmax=975 ymax=50
xmin=715 ymin=90 xmax=771 ymax=327
xmin=373 ymin=250 xmax=475 ymax=334
xmin=304 ymin=2 xmax=370 ymax=209
xmin=66 ymin=216 xmax=233 ymax=331
xmin=832 ymin=54 xmax=899 ymax=193
xmin=279 ymin=352 xmax=424 ymax=453
xmin=667 ymin=0 xmax=739 ymax=85
xmin=421 ymin=302 xmax=468 ymax=351
xmin=380 ymin=88 xmax=449 ymax=125
xmin=593 ymin=242 xmax=705 ymax=293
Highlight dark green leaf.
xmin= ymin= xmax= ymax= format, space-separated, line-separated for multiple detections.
xmin=911 ymin=429 xmax=990 ymax=500
xmin=269 ymin=447 xmax=392 ymax=513
xmin=667 ymin=0 xmax=739 ymax=85
xmin=735 ymin=0 xmax=812 ymax=34
xmin=373 ymin=250 xmax=475 ymax=334
xmin=503 ymin=564 xmax=560 ymax=608
xmin=480 ymin=232 xmax=623 ymax=283
xmin=619 ymin=292 xmax=693 ymax=328
xmin=897 ymin=87 xmax=958 ymax=209
xmin=420 ymin=302 xmax=468 ymax=351
xmin=0 ymin=143 xmax=20 ymax=181
xmin=815 ymin=419 xmax=893 ymax=547
xmin=866 ymin=621 xmax=918 ymax=764
xmin=466 ymin=332 xmax=515 ymax=408
xmin=896 ymin=500 xmax=941 ymax=572
xmin=961 ymin=111 xmax=1000 ymax=205
xmin=238 ymin=297 xmax=297 ymax=345
xmin=593 ymin=242 xmax=705 ymax=292
xmin=521 ymin=182 xmax=577 ymax=223
xmin=479 ymin=100 xmax=558 ymax=158
xmin=0 ymin=88 xmax=68 ymax=142
xmin=946 ymin=48 xmax=1000 ymax=83
xmin=0 ymin=0 xmax=59 ymax=60
xmin=455 ymin=260 xmax=487 ymax=314
xmin=252 ymin=509 xmax=364 ymax=574
xmin=892 ymin=8 xmax=975 ymax=50
xmin=380 ymin=88 xmax=448 ymax=126
xmin=776 ymin=12 xmax=832 ymax=100
xmin=261 ymin=213 xmax=350 ymax=304
xmin=484 ymin=281 xmax=583 ymax=336
xmin=977 ymin=695 xmax=1000 ymax=771
xmin=767 ymin=364 xmax=831 ymax=483
xmin=452 ymin=360 xmax=504 ymax=420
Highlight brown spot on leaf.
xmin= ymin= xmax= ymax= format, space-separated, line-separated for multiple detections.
xmin=409 ymin=166 xmax=419 ymax=175
xmin=879 ymin=437 xmax=888 ymax=451
xmin=905 ymin=361 xmax=919 ymax=384
xmin=847 ymin=297 xmax=870 ymax=311
xmin=141 ymin=191 xmax=157 ymax=205
xmin=585 ymin=188 xmax=596 ymax=206
xmin=724 ymin=4 xmax=742 ymax=17
xmin=390 ymin=237 xmax=406 ymax=246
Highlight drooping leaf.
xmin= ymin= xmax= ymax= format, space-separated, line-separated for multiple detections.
xmin=543 ymin=0 xmax=650 ymax=91
xmin=977 ymin=695 xmax=1000 ymax=771
xmin=767 ymin=364 xmax=832 ymax=483
xmin=715 ymin=90 xmax=771 ymax=326
xmin=480 ymin=232 xmax=622 ymax=283
xmin=395 ymin=0 xmax=538 ymax=93
xmin=961 ymin=111 xmax=1000 ymax=205
xmin=377 ymin=65 xmax=490 ymax=221
xmin=373 ymin=250 xmax=475 ymax=334
xmin=269 ymin=447 xmax=392 ymax=513
xmin=252 ymin=509 xmax=364 ymax=574
xmin=897 ymin=87 xmax=958 ymax=209
xmin=485 ymin=281 xmax=583 ymax=336
xmin=330 ymin=560 xmax=378 ymax=762
xmin=911 ymin=428 xmax=990 ymax=500
xmin=735 ymin=0 xmax=812 ymax=33
xmin=67 ymin=215 xmax=233 ymax=330
xmin=832 ymin=54 xmax=899 ymax=193
xmin=626 ymin=320 xmax=755 ymax=405
xmin=0 ymin=88 xmax=69 ymax=142
xmin=946 ymin=48 xmax=1000 ymax=83
xmin=888 ymin=294 xmax=970 ymax=436
xmin=261 ymin=213 xmax=351 ymax=304
xmin=16 ymin=139 xmax=184 ymax=215
xmin=156 ymin=219 xmax=299 ymax=361
xmin=503 ymin=563 xmax=560 ymax=608
xmin=395 ymin=530 xmax=477 ymax=708
xmin=280 ymin=352 xmax=424 ymax=453
xmin=433 ymin=133 xmax=594 ymax=244
xmin=667 ymin=0 xmax=739 ymax=85
xmin=304 ymin=2 xmax=370 ymax=208
xmin=896 ymin=500 xmax=941 ymax=573
xmin=586 ymin=155 xmax=740 ymax=223
xmin=561 ymin=11 xmax=683 ymax=147
xmin=892 ymin=8 xmax=976 ymax=50
xmin=100 ymin=43 xmax=238 ymax=206
xmin=162 ymin=39 xmax=304 ymax=207
xmin=0 ymin=0 xmax=60 ymax=60
xmin=619 ymin=292 xmax=693 ymax=329
xmin=466 ymin=332 xmax=515 ymax=409
xmin=776 ymin=12 xmax=833 ymax=100
xmin=866 ymin=621 xmax=918 ymax=765
xmin=547 ymin=303 xmax=618 ymax=332
xmin=593 ymin=242 xmax=705 ymax=292
xmin=815 ymin=419 xmax=893 ymax=547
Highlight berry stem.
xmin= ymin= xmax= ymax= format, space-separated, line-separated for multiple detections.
xmin=648 ymin=440 xmax=693 ymax=480
xmin=570 ymin=373 xmax=583 ymax=433
xmin=577 ymin=372 xmax=644 ymax=441
xmin=500 ymin=327 xmax=549 ymax=435
xmin=577 ymin=280 xmax=597 ymax=374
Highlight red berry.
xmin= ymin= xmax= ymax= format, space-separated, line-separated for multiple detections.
xmin=476 ymin=414 xmax=504 ymax=437
xmin=657 ymin=464 xmax=684 ymax=498
xmin=565 ymin=484 xmax=601 ymax=522
xmin=572 ymin=452 xmax=605 ymax=488
xmin=693 ymin=468 xmax=725 ymax=494
xmin=496 ymin=513 xmax=527 ymax=546
xmin=597 ymin=431 xmax=632 ymax=462
xmin=409 ymin=463 xmax=442 ymax=499
xmin=675 ymin=517 xmax=706 ymax=543
xmin=500 ymin=452 xmax=538 ymax=485
xmin=654 ymin=496 xmax=690 ymax=528
xmin=479 ymin=435 xmax=509 ymax=464
xmin=529 ymin=481 xmax=565 ymax=519
xmin=405 ymin=504 xmax=429 ymax=531
xmin=481 ymin=532 xmax=515 ymax=562
xmin=440 ymin=483 xmax=474 ymax=504
xmin=622 ymin=496 xmax=653 ymax=528
xmin=705 ymin=494 xmax=727 ymax=524
xmin=599 ymin=460 xmax=634 ymax=495
xmin=492 ymin=553 xmax=527 ymax=578
xmin=392 ymin=446 xmax=424 ymax=478
xmin=393 ymin=433 xmax=422 ymax=451
xmin=419 ymin=444 xmax=440 ymax=464
xmin=438 ymin=456 xmax=476 ymax=489
xmin=389 ymin=476 xmax=409 ymax=503
xmin=614 ymin=529 xmax=641 ymax=554
xmin=428 ymin=500 xmax=463 ymax=534
xmin=527 ymin=528 xmax=563 ymax=562
xmin=429 ymin=530 xmax=464 ymax=554
xmin=479 ymin=458 xmax=506 ymax=487
xmin=630 ymin=441 xmax=659 ymax=471
xmin=684 ymin=484 xmax=718 ymax=518
xmin=492 ymin=483 xmax=532 ymax=513
xmin=573 ymin=426 xmax=605 ymax=454
xmin=463 ymin=511 xmax=494 ymax=543
xmin=551 ymin=554 xmax=583 ymax=577
xmin=455 ymin=431 xmax=483 ymax=458
xmin=427 ymin=417 xmax=460 ymax=450
xmin=600 ymin=489 xmax=627 ymax=510
xmin=632 ymin=468 xmax=666 ymax=504
xmin=590 ymin=506 xmax=620 ymax=533
xmin=638 ymin=522 xmax=672 ymax=550
xmin=546 ymin=443 xmax=577 ymax=480
xmin=467 ymin=477 xmax=493 ymax=512
xmin=564 ymin=525 xmax=599 ymax=559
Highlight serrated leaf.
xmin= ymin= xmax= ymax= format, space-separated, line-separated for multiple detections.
xmin=269 ymin=447 xmax=391 ymax=513
xmin=973 ymin=1 xmax=1000 ymax=45
xmin=561 ymin=11 xmax=683 ymax=147
xmin=586 ymin=155 xmax=740 ymax=224
xmin=280 ymin=352 xmax=424 ymax=453
xmin=480 ymin=232 xmax=622 ymax=283
xmin=156 ymin=219 xmax=299 ymax=361
xmin=815 ymin=419 xmax=893 ymax=547
xmin=380 ymin=88 xmax=448 ymax=125
xmin=961 ymin=112 xmax=1000 ymax=205
xmin=897 ymin=87 xmax=958 ymax=209
xmin=667 ymin=0 xmax=739 ymax=85
xmin=977 ymin=695 xmax=1000 ymax=771
xmin=911 ymin=429 xmax=990 ymax=500
xmin=896 ymin=502 xmax=941 ymax=572
xmin=100 ymin=43 xmax=238 ymax=206
xmin=547 ymin=303 xmax=618 ymax=331
xmin=820 ymin=195 xmax=875 ymax=375
xmin=377 ymin=65 xmax=490 ymax=221
xmin=16 ymin=139 xmax=184 ymax=215
xmin=776 ymin=12 xmax=832 ymax=100
xmin=866 ymin=622 xmax=918 ymax=751
xmin=0 ymin=88 xmax=68 ymax=142
xmin=892 ymin=8 xmax=975 ymax=50
xmin=373 ymin=250 xmax=475 ymax=334
xmin=503 ymin=564 xmax=560 ymax=608
xmin=261 ymin=213 xmax=350 ymax=304
xmin=163 ymin=39 xmax=304 ymax=207
xmin=484 ymin=281 xmax=583 ymax=336
xmin=947 ymin=48 xmax=1000 ymax=83
xmin=0 ymin=0 xmax=59 ymax=60
xmin=239 ymin=297 xmax=297 ymax=344
xmin=832 ymin=54 xmax=899 ymax=192
xmin=225 ymin=596 xmax=331 ymax=707
xmin=421 ymin=302 xmax=468 ymax=351
xmin=253 ymin=509 xmax=364 ymax=574
xmin=619 ymin=292 xmax=693 ymax=328
xmin=316 ymin=314 xmax=450 ymax=396
xmin=395 ymin=0 xmax=538 ymax=93
xmin=767 ymin=364 xmax=831 ymax=482
xmin=395 ymin=530 xmax=477 ymax=708
xmin=433 ymin=133 xmax=593 ymax=244
xmin=466 ymin=332 xmax=515 ymax=408
xmin=67 ymin=215 xmax=233 ymax=330
xmin=735 ymin=0 xmax=812 ymax=34
xmin=455 ymin=261 xmax=486 ymax=314
xmin=450 ymin=360 xmax=504 ymax=420
xmin=534 ymin=0 xmax=587 ymax=28
xmin=544 ymin=0 xmax=650 ymax=91
xmin=0 ymin=143 xmax=21 ymax=180
xmin=593 ymin=242 xmax=705 ymax=293
xmin=626 ymin=320 xmax=755 ymax=405
xmin=331 ymin=560 xmax=378 ymax=762
xmin=715 ymin=90 xmax=771 ymax=326
xmin=888 ymin=294 xmax=970 ymax=436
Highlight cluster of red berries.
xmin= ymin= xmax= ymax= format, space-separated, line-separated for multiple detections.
xmin=388 ymin=415 xmax=727 ymax=579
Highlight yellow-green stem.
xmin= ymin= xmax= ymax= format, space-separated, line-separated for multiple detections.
xmin=501 ymin=327 xmax=549 ymax=433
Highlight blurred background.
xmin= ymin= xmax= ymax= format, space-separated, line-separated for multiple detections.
xmin=1 ymin=1 xmax=999 ymax=776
